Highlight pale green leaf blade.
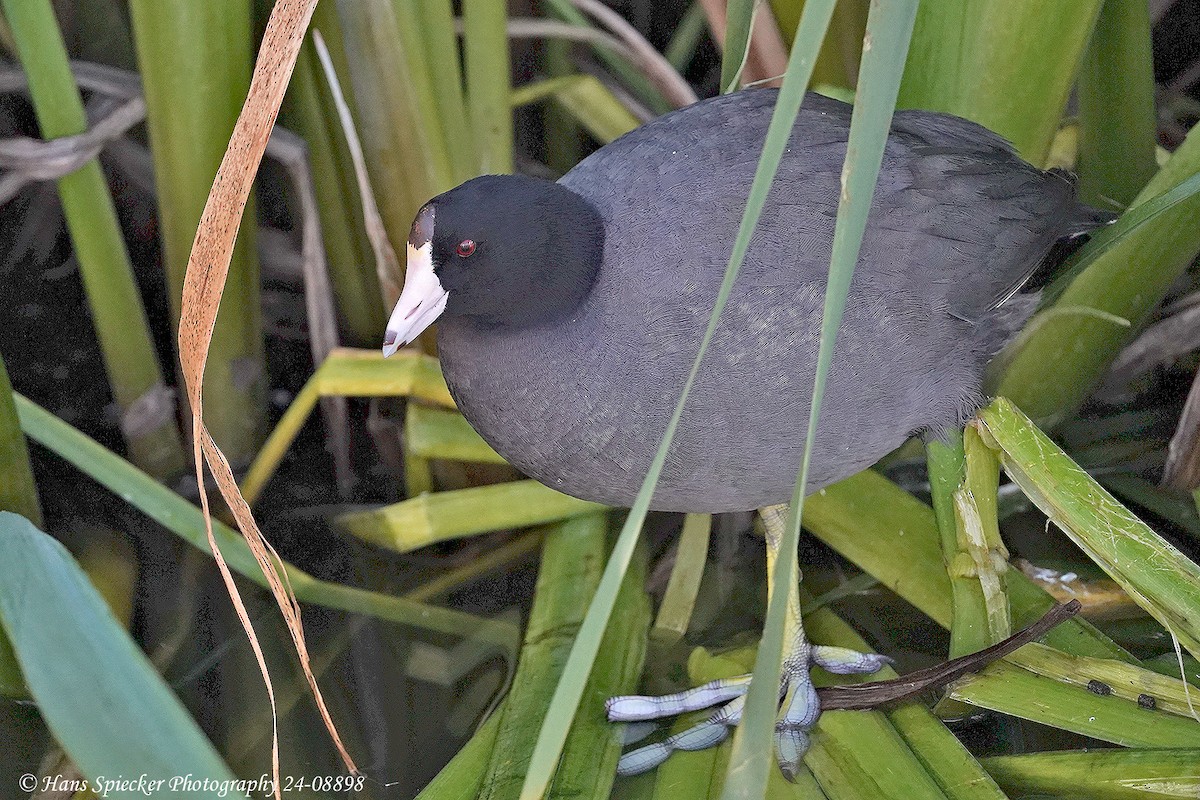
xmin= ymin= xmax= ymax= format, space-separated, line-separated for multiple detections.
xmin=519 ymin=2 xmax=841 ymax=795
xmin=0 ymin=512 xmax=239 ymax=795
xmin=721 ymin=0 xmax=755 ymax=93
xmin=723 ymin=1 xmax=919 ymax=797
xmin=15 ymin=394 xmax=514 ymax=645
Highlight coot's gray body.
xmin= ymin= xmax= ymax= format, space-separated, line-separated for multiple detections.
xmin=426 ymin=91 xmax=1088 ymax=512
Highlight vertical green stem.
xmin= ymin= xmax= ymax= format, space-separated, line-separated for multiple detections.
xmin=721 ymin=0 xmax=756 ymax=93
xmin=416 ymin=0 xmax=477 ymax=182
xmin=479 ymin=514 xmax=607 ymax=800
xmin=926 ymin=424 xmax=1010 ymax=668
xmin=899 ymin=0 xmax=1104 ymax=164
xmin=1077 ymin=0 xmax=1159 ymax=208
xmin=543 ymin=39 xmax=582 ymax=174
xmin=926 ymin=431 xmax=988 ymax=655
xmin=2 ymin=0 xmax=185 ymax=478
xmin=463 ymin=0 xmax=514 ymax=174
xmin=926 ymin=431 xmax=965 ymax=568
xmin=0 ymin=354 xmax=36 ymax=698
xmin=0 ymin=354 xmax=41 ymax=528
xmin=958 ymin=425 xmax=1009 ymax=642
xmin=926 ymin=431 xmax=983 ymax=722
xmin=128 ymin=0 xmax=265 ymax=463
xmin=336 ymin=0 xmax=454 ymax=254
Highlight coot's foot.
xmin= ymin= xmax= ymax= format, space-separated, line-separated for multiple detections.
xmin=606 ymin=645 xmax=890 ymax=778
xmin=606 ymin=505 xmax=890 ymax=778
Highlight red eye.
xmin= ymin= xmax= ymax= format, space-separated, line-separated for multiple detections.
xmin=456 ymin=239 xmax=477 ymax=257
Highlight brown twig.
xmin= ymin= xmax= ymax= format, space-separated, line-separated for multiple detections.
xmin=569 ymin=0 xmax=698 ymax=108
xmin=818 ymin=600 xmax=1082 ymax=710
xmin=1105 ymin=293 xmax=1200 ymax=389
xmin=697 ymin=0 xmax=789 ymax=90
xmin=1165 ymin=369 xmax=1200 ymax=491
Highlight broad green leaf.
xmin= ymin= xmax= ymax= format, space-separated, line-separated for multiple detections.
xmin=898 ymin=0 xmax=1103 ymax=164
xmin=996 ymin=125 xmax=1200 ymax=421
xmin=1077 ymin=0 xmax=1158 ymax=207
xmin=0 ymin=513 xmax=239 ymax=796
xmin=549 ymin=75 xmax=642 ymax=144
xmin=977 ymin=398 xmax=1200 ymax=661
xmin=1007 ymin=642 xmax=1200 ymax=720
xmin=665 ymin=2 xmax=709 ymax=73
xmin=982 ymin=749 xmax=1200 ymax=800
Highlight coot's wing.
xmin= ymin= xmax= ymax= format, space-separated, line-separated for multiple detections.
xmin=880 ymin=110 xmax=1089 ymax=318
xmin=565 ymin=89 xmax=1088 ymax=322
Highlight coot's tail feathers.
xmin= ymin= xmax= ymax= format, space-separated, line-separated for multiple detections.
xmin=988 ymin=176 xmax=1118 ymax=311
xmin=1067 ymin=203 xmax=1121 ymax=233
xmin=1046 ymin=167 xmax=1122 ymax=230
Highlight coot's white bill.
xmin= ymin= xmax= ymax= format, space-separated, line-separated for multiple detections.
xmin=382 ymin=241 xmax=447 ymax=357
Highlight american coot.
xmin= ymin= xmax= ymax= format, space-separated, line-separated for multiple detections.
xmin=381 ymin=90 xmax=1103 ymax=777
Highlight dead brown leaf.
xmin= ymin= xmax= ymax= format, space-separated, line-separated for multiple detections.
xmin=175 ymin=0 xmax=356 ymax=794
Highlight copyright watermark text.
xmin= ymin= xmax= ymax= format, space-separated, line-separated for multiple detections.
xmin=20 ymin=772 xmax=365 ymax=796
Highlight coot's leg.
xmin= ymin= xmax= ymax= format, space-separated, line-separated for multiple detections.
xmin=607 ymin=504 xmax=889 ymax=779
xmin=761 ymin=505 xmax=892 ymax=776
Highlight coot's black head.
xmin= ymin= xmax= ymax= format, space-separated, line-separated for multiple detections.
xmin=382 ymin=174 xmax=604 ymax=354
